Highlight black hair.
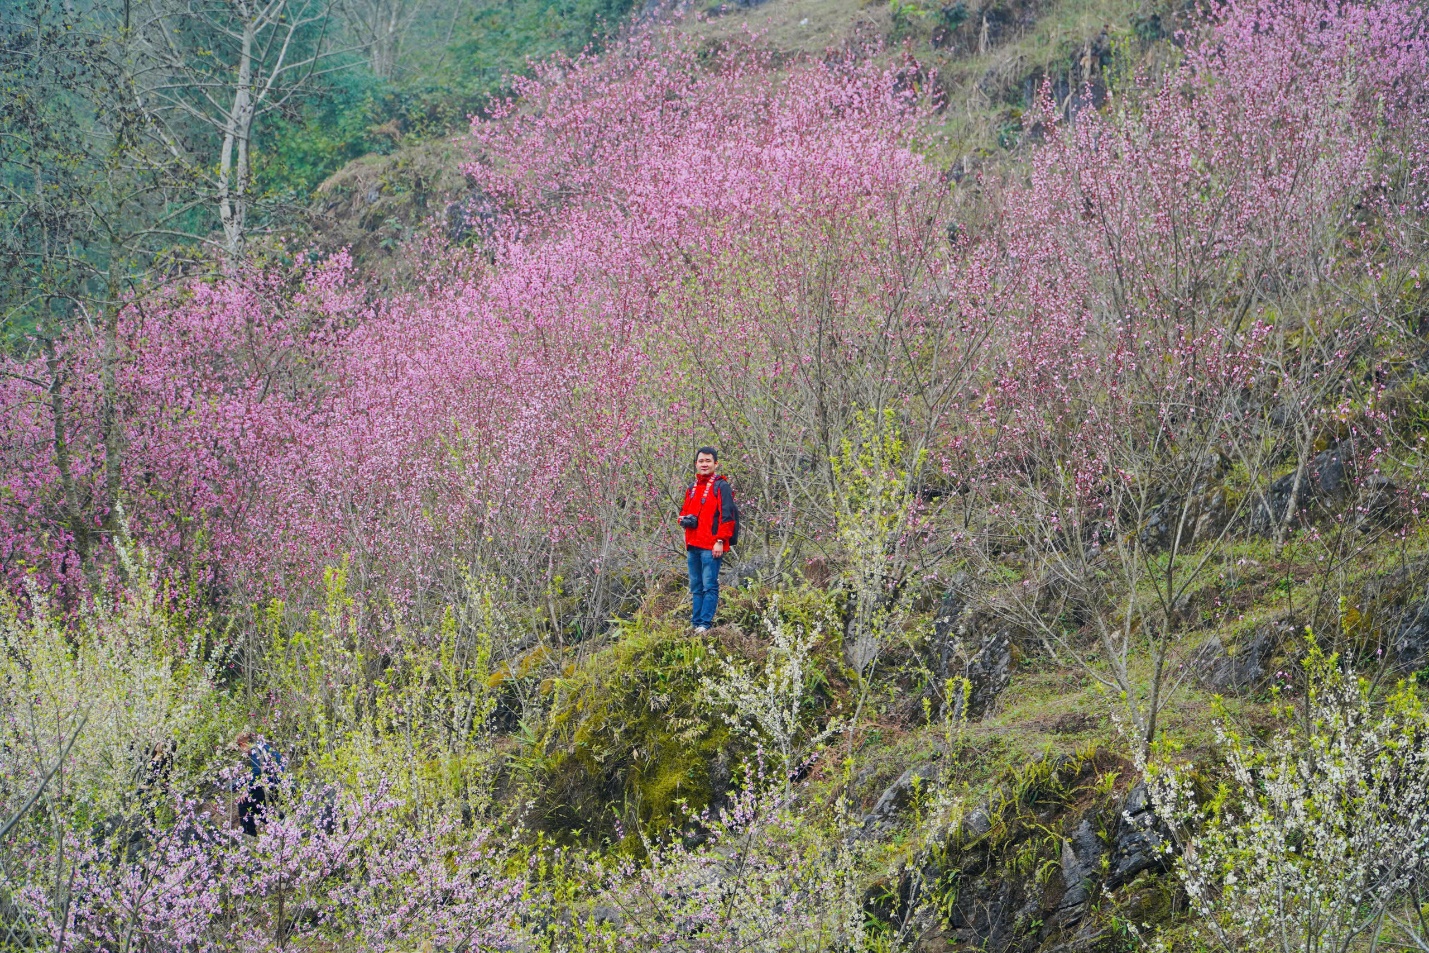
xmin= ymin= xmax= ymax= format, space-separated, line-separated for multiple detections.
xmin=695 ymin=446 xmax=719 ymax=463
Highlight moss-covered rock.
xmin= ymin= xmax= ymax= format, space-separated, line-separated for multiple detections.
xmin=518 ymin=617 xmax=744 ymax=849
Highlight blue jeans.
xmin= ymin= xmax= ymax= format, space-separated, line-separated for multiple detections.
xmin=687 ymin=547 xmax=723 ymax=628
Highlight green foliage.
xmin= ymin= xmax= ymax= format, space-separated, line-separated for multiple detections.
xmin=256 ymin=65 xmax=398 ymax=200
xmin=258 ymin=561 xmax=505 ymax=820
xmin=833 ymin=409 xmax=919 ymax=675
xmin=441 ymin=0 xmax=636 ymax=95
xmin=715 ymin=580 xmax=835 ymax=635
xmin=0 ymin=0 xmax=209 ymax=347
xmin=889 ymin=0 xmax=930 ymax=39
xmin=832 ymin=410 xmax=914 ymax=540
xmin=0 ymin=560 xmax=238 ymax=824
xmin=940 ymin=2 xmax=969 ymax=32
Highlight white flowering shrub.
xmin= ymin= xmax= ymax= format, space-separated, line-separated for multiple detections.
xmin=702 ymin=601 xmax=841 ymax=792
xmin=0 ymin=569 xmax=231 ymax=823
xmin=831 ymin=409 xmax=918 ymax=677
xmin=522 ymin=768 xmax=875 ymax=953
xmin=1150 ymin=639 xmax=1429 ymax=952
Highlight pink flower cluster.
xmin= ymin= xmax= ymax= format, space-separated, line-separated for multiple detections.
xmin=972 ymin=0 xmax=1428 ymax=518
xmin=0 ymin=0 xmax=1425 ymax=615
xmin=8 ymin=784 xmax=523 ymax=951
xmin=1 ymin=34 xmax=942 ymax=611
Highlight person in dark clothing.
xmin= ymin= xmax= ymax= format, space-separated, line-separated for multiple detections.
xmin=137 ymin=740 xmax=173 ymax=801
xmin=678 ymin=446 xmax=737 ymax=633
xmin=232 ymin=730 xmax=285 ymax=836
xmin=124 ymin=740 xmax=175 ymax=849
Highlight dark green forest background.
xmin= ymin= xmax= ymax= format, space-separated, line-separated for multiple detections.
xmin=260 ymin=0 xmax=637 ymax=197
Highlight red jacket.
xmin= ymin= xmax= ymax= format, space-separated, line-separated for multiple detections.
xmin=681 ymin=474 xmax=735 ymax=551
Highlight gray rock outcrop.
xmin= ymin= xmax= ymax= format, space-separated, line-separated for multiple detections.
xmin=1394 ymin=585 xmax=1429 ymax=669
xmin=1251 ymin=444 xmax=1351 ymax=534
xmin=1054 ymin=819 xmax=1105 ymax=926
xmin=931 ymin=578 xmax=1013 ymax=721
xmin=1106 ymin=783 xmax=1171 ymax=888
xmin=1191 ymin=620 xmax=1290 ymax=695
xmin=861 ymin=762 xmax=941 ymax=835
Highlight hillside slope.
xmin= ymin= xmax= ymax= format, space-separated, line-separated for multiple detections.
xmin=3 ymin=0 xmax=1428 ymax=951
xmin=301 ymin=0 xmax=1168 ymax=269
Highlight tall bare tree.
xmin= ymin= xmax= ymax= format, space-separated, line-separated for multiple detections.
xmin=127 ymin=0 xmax=348 ymax=261
xmin=1 ymin=0 xmax=205 ymax=582
xmin=343 ymin=0 xmax=432 ymax=79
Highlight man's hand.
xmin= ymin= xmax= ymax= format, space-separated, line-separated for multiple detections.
xmin=712 ymin=540 xmax=725 ymax=557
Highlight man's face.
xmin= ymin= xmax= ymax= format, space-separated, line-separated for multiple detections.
xmin=695 ymin=452 xmax=716 ymax=475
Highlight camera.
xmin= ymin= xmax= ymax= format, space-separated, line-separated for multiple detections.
xmin=679 ymin=514 xmax=698 ymax=530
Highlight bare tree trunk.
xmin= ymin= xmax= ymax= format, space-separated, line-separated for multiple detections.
xmin=372 ymin=5 xmax=398 ymax=78
xmin=42 ymin=337 xmax=91 ymax=573
xmin=1274 ymin=423 xmax=1315 ymax=548
xmin=218 ymin=21 xmax=256 ymax=264
xmin=347 ymin=0 xmax=427 ymax=79
xmin=1143 ymin=621 xmax=1169 ymax=762
xmin=99 ymin=279 xmax=128 ymax=557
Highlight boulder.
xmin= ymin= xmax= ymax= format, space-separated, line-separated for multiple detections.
xmin=1192 ymin=490 xmax=1229 ymax=545
xmin=931 ymin=577 xmax=1013 ymax=721
xmin=1106 ymin=783 xmax=1171 ymax=888
xmin=1141 ymin=488 xmax=1228 ymax=553
xmin=1251 ymin=444 xmax=1351 ymax=534
xmin=1356 ymin=475 xmax=1402 ymax=529
xmin=444 ymin=201 xmax=468 ymax=241
xmin=952 ymin=631 xmax=1012 ymax=721
xmin=1139 ymin=454 xmax=1230 ymax=553
xmin=932 ymin=574 xmax=972 ymax=648
xmin=1191 ymin=620 xmax=1288 ymax=695
xmin=960 ymin=804 xmax=994 ymax=841
xmin=1394 ymin=586 xmax=1429 ymax=669
xmin=861 ymin=762 xmax=940 ymax=834
xmin=729 ymin=553 xmax=776 ymax=590
xmin=1054 ymin=818 xmax=1106 ymax=926
xmin=1353 ymin=561 xmax=1429 ymax=667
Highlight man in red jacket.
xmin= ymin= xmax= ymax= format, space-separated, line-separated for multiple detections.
xmin=678 ymin=446 xmax=736 ymax=632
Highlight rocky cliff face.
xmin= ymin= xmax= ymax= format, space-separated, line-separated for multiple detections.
xmin=859 ymin=749 xmax=1178 ymax=953
xmin=304 ymin=139 xmax=478 ymax=281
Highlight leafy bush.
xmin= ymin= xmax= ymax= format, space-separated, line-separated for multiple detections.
xmin=0 ymin=562 xmax=529 ymax=951
xmin=0 ymin=561 xmax=233 ymax=827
